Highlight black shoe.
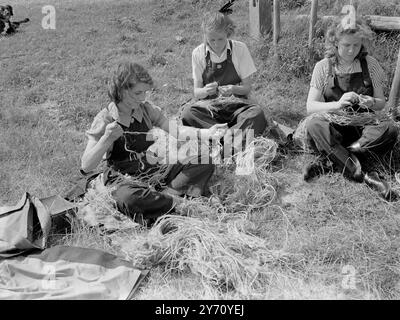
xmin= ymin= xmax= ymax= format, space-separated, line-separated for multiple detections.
xmin=303 ymin=157 xmax=332 ymax=182
xmin=363 ymin=171 xmax=398 ymax=201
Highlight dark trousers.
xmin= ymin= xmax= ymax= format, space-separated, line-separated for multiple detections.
xmin=306 ymin=117 xmax=398 ymax=178
xmin=181 ymin=100 xmax=268 ymax=155
xmin=104 ymin=161 xmax=214 ymax=223
xmin=181 ymin=100 xmax=267 ymax=135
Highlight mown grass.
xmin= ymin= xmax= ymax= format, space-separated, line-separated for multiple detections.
xmin=1 ymin=0 xmax=400 ymax=299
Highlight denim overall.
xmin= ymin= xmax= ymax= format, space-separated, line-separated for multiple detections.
xmin=181 ymin=40 xmax=267 ymax=138
xmin=306 ymin=56 xmax=398 ymax=178
xmin=103 ymin=107 xmax=214 ymax=223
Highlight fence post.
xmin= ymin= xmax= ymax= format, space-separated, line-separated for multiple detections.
xmin=389 ymin=49 xmax=400 ymax=119
xmin=273 ymin=0 xmax=280 ymax=58
xmin=308 ymin=0 xmax=318 ymax=63
xmin=249 ymin=0 xmax=272 ymax=40
xmin=273 ymin=0 xmax=280 ymax=45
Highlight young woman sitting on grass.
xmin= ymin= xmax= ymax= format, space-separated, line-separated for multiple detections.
xmin=180 ymin=12 xmax=286 ymax=156
xmin=81 ymin=61 xmax=227 ymax=225
xmin=297 ymin=18 xmax=398 ymax=201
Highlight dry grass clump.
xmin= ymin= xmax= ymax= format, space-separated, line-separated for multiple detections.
xmin=123 ymin=214 xmax=296 ymax=296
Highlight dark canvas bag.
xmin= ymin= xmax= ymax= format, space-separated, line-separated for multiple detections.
xmin=0 ymin=192 xmax=51 ymax=258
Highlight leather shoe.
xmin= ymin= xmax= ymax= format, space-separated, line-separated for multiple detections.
xmin=363 ymin=171 xmax=398 ymax=201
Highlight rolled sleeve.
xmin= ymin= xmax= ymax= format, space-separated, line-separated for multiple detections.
xmin=366 ymin=55 xmax=387 ymax=91
xmin=192 ymin=45 xmax=206 ymax=85
xmin=310 ymin=59 xmax=329 ymax=92
xmin=85 ymin=108 xmax=114 ymax=160
xmin=85 ymin=109 xmax=111 ymax=142
xmin=234 ymin=42 xmax=257 ymax=79
xmin=144 ymin=101 xmax=168 ymax=128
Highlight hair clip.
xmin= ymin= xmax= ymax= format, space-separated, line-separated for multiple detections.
xmin=219 ymin=0 xmax=236 ymax=15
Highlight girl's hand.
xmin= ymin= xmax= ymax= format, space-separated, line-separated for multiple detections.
xmin=207 ymin=123 xmax=228 ymax=140
xmin=103 ymin=121 xmax=124 ymax=142
xmin=358 ymin=94 xmax=375 ymax=109
xmin=338 ymin=92 xmax=359 ymax=109
xmin=218 ymin=85 xmax=235 ymax=97
xmin=204 ymin=82 xmax=218 ymax=96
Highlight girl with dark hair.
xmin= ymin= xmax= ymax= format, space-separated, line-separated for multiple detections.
xmin=81 ymin=61 xmax=227 ymax=225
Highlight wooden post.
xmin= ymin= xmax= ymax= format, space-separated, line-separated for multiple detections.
xmin=249 ymin=0 xmax=272 ymax=40
xmin=308 ymin=0 xmax=318 ymax=50
xmin=273 ymin=0 xmax=280 ymax=48
xmin=388 ymin=50 xmax=400 ymax=119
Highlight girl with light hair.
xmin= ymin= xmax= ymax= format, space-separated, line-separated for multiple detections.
xmin=298 ymin=17 xmax=398 ymax=200
xmin=180 ymin=11 xmax=286 ymax=158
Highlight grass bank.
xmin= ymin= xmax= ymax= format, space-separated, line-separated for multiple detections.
xmin=1 ymin=0 xmax=400 ymax=299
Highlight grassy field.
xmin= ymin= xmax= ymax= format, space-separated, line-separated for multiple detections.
xmin=1 ymin=0 xmax=400 ymax=299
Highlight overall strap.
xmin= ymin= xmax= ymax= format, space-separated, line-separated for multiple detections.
xmin=205 ymin=49 xmax=212 ymax=69
xmin=327 ymin=57 xmax=335 ymax=89
xmin=227 ymin=40 xmax=233 ymax=62
xmin=360 ymin=56 xmax=372 ymax=88
xmin=328 ymin=57 xmax=335 ymax=77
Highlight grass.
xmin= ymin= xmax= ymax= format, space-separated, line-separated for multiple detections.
xmin=1 ymin=0 xmax=400 ymax=299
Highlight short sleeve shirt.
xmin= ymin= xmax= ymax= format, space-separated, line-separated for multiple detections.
xmin=310 ymin=56 xmax=387 ymax=95
xmin=192 ymin=40 xmax=257 ymax=85
xmin=85 ymin=101 xmax=168 ymax=158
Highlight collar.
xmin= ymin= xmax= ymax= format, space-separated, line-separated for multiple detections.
xmin=108 ymin=102 xmax=145 ymax=127
xmin=205 ymin=39 xmax=231 ymax=57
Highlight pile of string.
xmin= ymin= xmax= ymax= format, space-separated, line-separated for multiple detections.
xmin=316 ymin=109 xmax=391 ymax=127
xmin=211 ymin=136 xmax=279 ymax=211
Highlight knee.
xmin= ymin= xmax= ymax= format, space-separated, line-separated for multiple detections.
xmin=180 ymin=104 xmax=200 ymax=123
xmin=239 ymin=106 xmax=267 ymax=133
xmin=180 ymin=105 xmax=192 ymax=121
xmin=240 ymin=106 xmax=265 ymax=121
xmin=306 ymin=117 xmax=330 ymax=137
xmin=112 ymin=187 xmax=143 ymax=215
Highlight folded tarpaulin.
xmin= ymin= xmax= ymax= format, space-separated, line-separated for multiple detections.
xmin=0 ymin=193 xmax=51 ymax=258
xmin=0 ymin=245 xmax=148 ymax=300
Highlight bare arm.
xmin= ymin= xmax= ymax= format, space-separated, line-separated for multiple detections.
xmin=158 ymin=119 xmax=227 ymax=141
xmin=306 ymin=87 xmax=361 ymax=114
xmin=372 ymin=84 xmax=386 ymax=111
xmin=81 ymin=138 xmax=112 ymax=173
xmin=193 ymin=79 xmax=217 ymax=100
xmin=306 ymin=87 xmax=340 ymax=114
xmin=358 ymin=83 xmax=385 ymax=111
xmin=219 ymin=76 xmax=252 ymax=97
xmin=81 ymin=121 xmax=123 ymax=173
xmin=194 ymin=76 xmax=253 ymax=99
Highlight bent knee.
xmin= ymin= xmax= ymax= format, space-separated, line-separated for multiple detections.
xmin=180 ymin=104 xmax=193 ymax=120
xmin=240 ymin=105 xmax=266 ymax=120
xmin=180 ymin=104 xmax=203 ymax=122
xmin=306 ymin=116 xmax=330 ymax=135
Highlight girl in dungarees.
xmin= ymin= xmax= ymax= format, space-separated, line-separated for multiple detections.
xmin=301 ymin=18 xmax=398 ymax=200
xmin=181 ymin=12 xmax=277 ymax=156
xmin=81 ymin=61 xmax=227 ymax=225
